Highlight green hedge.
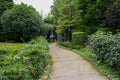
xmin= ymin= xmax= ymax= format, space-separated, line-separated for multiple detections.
xmin=88 ymin=31 xmax=120 ymax=73
xmin=0 ymin=37 xmax=50 ymax=80
xmin=72 ymin=32 xmax=86 ymax=46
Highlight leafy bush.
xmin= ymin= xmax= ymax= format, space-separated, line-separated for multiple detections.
xmin=88 ymin=31 xmax=120 ymax=72
xmin=72 ymin=32 xmax=86 ymax=46
xmin=0 ymin=37 xmax=50 ymax=80
xmin=1 ymin=3 xmax=43 ymax=42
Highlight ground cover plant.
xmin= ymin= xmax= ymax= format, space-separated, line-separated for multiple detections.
xmin=0 ymin=37 xmax=50 ymax=80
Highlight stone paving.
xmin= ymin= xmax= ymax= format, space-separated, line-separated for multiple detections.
xmin=49 ymin=43 xmax=108 ymax=80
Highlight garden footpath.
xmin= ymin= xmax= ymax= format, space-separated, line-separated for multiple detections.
xmin=49 ymin=43 xmax=108 ymax=80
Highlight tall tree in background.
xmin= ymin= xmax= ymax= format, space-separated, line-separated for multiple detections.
xmin=51 ymin=0 xmax=80 ymax=41
xmin=44 ymin=13 xmax=54 ymax=24
xmin=78 ymin=0 xmax=115 ymax=34
xmin=104 ymin=0 xmax=120 ymax=30
xmin=51 ymin=0 xmax=61 ymax=24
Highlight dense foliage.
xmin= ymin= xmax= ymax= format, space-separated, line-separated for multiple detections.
xmin=0 ymin=1 xmax=13 ymax=16
xmin=72 ymin=32 xmax=86 ymax=46
xmin=0 ymin=37 xmax=50 ymax=80
xmin=44 ymin=14 xmax=54 ymax=24
xmin=51 ymin=0 xmax=118 ymax=41
xmin=1 ymin=4 xmax=43 ymax=42
xmin=104 ymin=0 xmax=120 ymax=30
xmin=0 ymin=0 xmax=14 ymax=41
xmin=51 ymin=0 xmax=80 ymax=41
xmin=88 ymin=31 xmax=120 ymax=73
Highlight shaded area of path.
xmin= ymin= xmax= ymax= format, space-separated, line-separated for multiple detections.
xmin=49 ymin=43 xmax=108 ymax=80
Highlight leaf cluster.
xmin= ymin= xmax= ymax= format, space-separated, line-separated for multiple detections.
xmin=88 ymin=31 xmax=120 ymax=72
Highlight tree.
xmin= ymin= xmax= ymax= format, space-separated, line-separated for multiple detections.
xmin=84 ymin=0 xmax=114 ymax=26
xmin=44 ymin=13 xmax=54 ymax=24
xmin=51 ymin=0 xmax=116 ymax=41
xmin=104 ymin=0 xmax=120 ymax=30
xmin=51 ymin=0 xmax=61 ymax=24
xmin=0 ymin=1 xmax=13 ymax=16
xmin=0 ymin=0 xmax=14 ymax=41
xmin=1 ymin=3 xmax=43 ymax=42
xmin=51 ymin=0 xmax=80 ymax=41
xmin=78 ymin=0 xmax=115 ymax=34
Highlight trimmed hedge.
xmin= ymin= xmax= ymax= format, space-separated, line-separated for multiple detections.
xmin=88 ymin=31 xmax=120 ymax=73
xmin=0 ymin=37 xmax=50 ymax=80
xmin=72 ymin=32 xmax=86 ymax=46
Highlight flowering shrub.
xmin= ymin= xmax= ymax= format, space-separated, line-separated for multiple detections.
xmin=88 ymin=31 xmax=120 ymax=72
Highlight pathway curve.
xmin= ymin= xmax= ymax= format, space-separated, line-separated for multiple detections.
xmin=49 ymin=43 xmax=108 ymax=80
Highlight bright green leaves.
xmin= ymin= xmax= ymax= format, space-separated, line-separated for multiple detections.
xmin=51 ymin=0 xmax=80 ymax=34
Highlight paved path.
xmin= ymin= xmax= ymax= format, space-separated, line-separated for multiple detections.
xmin=49 ymin=43 xmax=108 ymax=80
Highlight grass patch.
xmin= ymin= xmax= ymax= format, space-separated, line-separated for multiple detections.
xmin=0 ymin=42 xmax=26 ymax=52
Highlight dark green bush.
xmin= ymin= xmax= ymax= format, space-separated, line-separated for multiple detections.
xmin=0 ymin=37 xmax=50 ymax=80
xmin=104 ymin=0 xmax=120 ymax=30
xmin=88 ymin=31 xmax=120 ymax=72
xmin=1 ymin=4 xmax=43 ymax=42
xmin=72 ymin=32 xmax=86 ymax=46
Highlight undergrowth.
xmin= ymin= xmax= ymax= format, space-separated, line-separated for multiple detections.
xmin=0 ymin=37 xmax=50 ymax=80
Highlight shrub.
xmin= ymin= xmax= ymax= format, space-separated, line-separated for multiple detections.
xmin=88 ymin=31 xmax=120 ymax=72
xmin=1 ymin=3 xmax=43 ymax=42
xmin=0 ymin=37 xmax=50 ymax=80
xmin=72 ymin=32 xmax=86 ymax=46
